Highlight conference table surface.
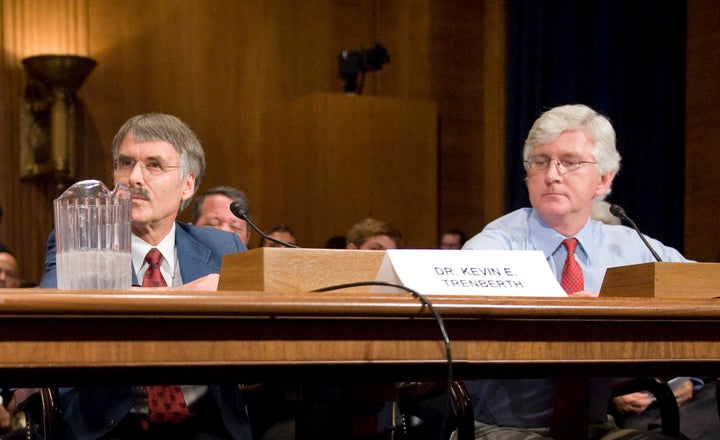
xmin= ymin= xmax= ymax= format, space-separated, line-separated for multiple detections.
xmin=1 ymin=288 xmax=720 ymax=386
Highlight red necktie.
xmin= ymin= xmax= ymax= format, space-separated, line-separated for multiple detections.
xmin=560 ymin=238 xmax=584 ymax=294
xmin=550 ymin=237 xmax=589 ymax=440
xmin=146 ymin=385 xmax=190 ymax=424
xmin=141 ymin=249 xmax=189 ymax=424
xmin=142 ymin=248 xmax=167 ymax=287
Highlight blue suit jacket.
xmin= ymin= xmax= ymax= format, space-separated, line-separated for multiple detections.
xmin=39 ymin=222 xmax=251 ymax=439
xmin=39 ymin=222 xmax=246 ymax=287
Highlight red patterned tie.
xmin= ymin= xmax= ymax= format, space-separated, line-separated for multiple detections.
xmin=146 ymin=385 xmax=190 ymax=424
xmin=142 ymin=248 xmax=167 ymax=287
xmin=550 ymin=237 xmax=589 ymax=440
xmin=141 ymin=250 xmax=188 ymax=424
xmin=560 ymin=238 xmax=584 ymax=294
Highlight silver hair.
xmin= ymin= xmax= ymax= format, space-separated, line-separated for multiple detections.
xmin=522 ymin=104 xmax=621 ymax=200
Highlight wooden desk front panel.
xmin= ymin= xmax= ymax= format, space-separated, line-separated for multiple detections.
xmin=2 ymin=290 xmax=720 ymax=384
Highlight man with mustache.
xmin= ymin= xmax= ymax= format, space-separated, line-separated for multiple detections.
xmin=39 ymin=113 xmax=251 ymax=439
xmin=461 ymin=104 xmax=688 ymax=440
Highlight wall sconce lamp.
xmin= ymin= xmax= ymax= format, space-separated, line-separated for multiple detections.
xmin=20 ymin=54 xmax=97 ymax=186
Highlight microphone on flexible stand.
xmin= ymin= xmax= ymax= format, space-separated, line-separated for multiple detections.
xmin=229 ymin=201 xmax=300 ymax=249
xmin=609 ymin=204 xmax=662 ymax=262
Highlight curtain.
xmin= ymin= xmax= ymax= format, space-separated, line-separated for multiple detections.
xmin=506 ymin=0 xmax=686 ymax=249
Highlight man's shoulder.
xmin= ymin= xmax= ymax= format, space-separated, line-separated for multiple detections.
xmin=175 ymin=222 xmax=246 ymax=252
xmin=464 ymin=208 xmax=533 ymax=250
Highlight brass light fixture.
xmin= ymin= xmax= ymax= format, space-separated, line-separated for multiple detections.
xmin=20 ymin=54 xmax=97 ymax=186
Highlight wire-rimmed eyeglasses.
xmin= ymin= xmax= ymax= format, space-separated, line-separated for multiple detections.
xmin=523 ymin=155 xmax=597 ymax=173
xmin=113 ymin=157 xmax=181 ymax=179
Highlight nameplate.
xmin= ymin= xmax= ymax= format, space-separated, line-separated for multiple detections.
xmin=373 ymin=249 xmax=566 ymax=297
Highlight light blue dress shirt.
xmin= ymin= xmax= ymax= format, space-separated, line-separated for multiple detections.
xmin=462 ymin=207 xmax=689 ymax=428
xmin=463 ymin=208 xmax=689 ymax=292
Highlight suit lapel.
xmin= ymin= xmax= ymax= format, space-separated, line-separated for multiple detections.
xmin=175 ymin=223 xmax=213 ymax=282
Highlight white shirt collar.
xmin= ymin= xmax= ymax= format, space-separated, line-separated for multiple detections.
xmin=131 ymin=223 xmax=177 ymax=283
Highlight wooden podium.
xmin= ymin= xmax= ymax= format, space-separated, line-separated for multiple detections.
xmin=218 ymin=247 xmax=386 ymax=292
xmin=600 ymin=262 xmax=720 ymax=298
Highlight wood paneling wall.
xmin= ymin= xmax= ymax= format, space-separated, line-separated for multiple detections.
xmin=1 ymin=0 xmax=506 ymax=284
xmin=1 ymin=0 xmax=716 ymax=285
xmin=685 ymin=0 xmax=720 ymax=262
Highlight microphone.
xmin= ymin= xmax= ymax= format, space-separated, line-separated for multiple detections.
xmin=609 ymin=204 xmax=662 ymax=262
xmin=229 ymin=201 xmax=300 ymax=249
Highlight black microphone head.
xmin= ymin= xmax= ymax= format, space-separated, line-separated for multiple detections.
xmin=609 ymin=204 xmax=626 ymax=218
xmin=229 ymin=201 xmax=248 ymax=220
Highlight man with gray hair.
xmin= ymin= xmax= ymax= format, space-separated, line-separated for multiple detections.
xmin=39 ymin=113 xmax=251 ymax=439
xmin=462 ymin=104 xmax=687 ymax=440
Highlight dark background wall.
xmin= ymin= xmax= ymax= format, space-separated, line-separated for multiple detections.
xmin=506 ymin=0 xmax=687 ymax=250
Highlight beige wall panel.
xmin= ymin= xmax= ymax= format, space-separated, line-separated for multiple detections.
xmin=260 ymin=92 xmax=437 ymax=248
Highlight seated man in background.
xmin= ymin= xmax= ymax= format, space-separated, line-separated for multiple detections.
xmin=39 ymin=113 xmax=251 ymax=439
xmin=259 ymin=224 xmax=297 ymax=248
xmin=0 ymin=247 xmax=20 ymax=288
xmin=345 ymin=218 xmax=402 ymax=250
xmin=462 ymin=104 xmax=685 ymax=440
xmin=191 ymin=185 xmax=253 ymax=246
xmin=590 ymin=200 xmax=621 ymax=225
xmin=439 ymin=228 xmax=467 ymax=249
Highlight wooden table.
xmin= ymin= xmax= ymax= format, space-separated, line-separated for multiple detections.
xmin=2 ymin=289 xmax=720 ymax=385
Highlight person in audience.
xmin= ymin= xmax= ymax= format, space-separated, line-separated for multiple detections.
xmin=258 ymin=224 xmax=297 ymax=248
xmin=461 ymin=104 xmax=686 ymax=440
xmin=590 ymin=200 xmax=621 ymax=225
xmin=191 ymin=185 xmax=253 ymax=246
xmin=324 ymin=235 xmax=347 ymax=249
xmin=345 ymin=218 xmax=402 ymax=250
xmin=0 ymin=249 xmax=20 ymax=289
xmin=439 ymin=228 xmax=467 ymax=249
xmin=39 ymin=113 xmax=252 ymax=439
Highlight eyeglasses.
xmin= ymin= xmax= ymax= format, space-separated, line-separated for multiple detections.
xmin=113 ymin=157 xmax=181 ymax=179
xmin=524 ymin=155 xmax=597 ymax=173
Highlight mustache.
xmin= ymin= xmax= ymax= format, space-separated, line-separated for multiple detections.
xmin=130 ymin=187 xmax=152 ymax=199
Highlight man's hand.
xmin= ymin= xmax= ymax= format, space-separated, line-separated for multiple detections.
xmin=672 ymin=378 xmax=694 ymax=407
xmin=132 ymin=274 xmax=220 ymax=292
xmin=0 ymin=404 xmax=10 ymax=432
xmin=613 ymin=378 xmax=695 ymax=416
xmin=612 ymin=391 xmax=654 ymax=415
xmin=568 ymin=290 xmax=600 ymax=297
xmin=173 ymin=274 xmax=220 ymax=291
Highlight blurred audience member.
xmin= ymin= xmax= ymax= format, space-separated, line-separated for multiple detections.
xmin=0 ymin=247 xmax=20 ymax=289
xmin=591 ymin=200 xmax=621 ymax=225
xmin=324 ymin=235 xmax=347 ymax=249
xmin=439 ymin=228 xmax=467 ymax=249
xmin=191 ymin=185 xmax=253 ymax=245
xmin=259 ymin=224 xmax=297 ymax=248
xmin=346 ymin=218 xmax=402 ymax=250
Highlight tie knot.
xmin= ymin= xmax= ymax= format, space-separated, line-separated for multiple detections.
xmin=145 ymin=248 xmax=163 ymax=266
xmin=562 ymin=238 xmax=578 ymax=255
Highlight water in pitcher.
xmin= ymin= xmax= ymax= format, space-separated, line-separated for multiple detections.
xmin=57 ymin=250 xmax=132 ymax=289
xmin=54 ymin=180 xmax=132 ymax=290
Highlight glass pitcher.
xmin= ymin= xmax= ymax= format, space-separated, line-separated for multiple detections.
xmin=53 ymin=179 xmax=132 ymax=289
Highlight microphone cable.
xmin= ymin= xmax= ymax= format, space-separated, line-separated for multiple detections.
xmin=229 ymin=202 xmax=300 ymax=248
xmin=609 ymin=204 xmax=663 ymax=262
xmin=312 ymin=280 xmax=453 ymax=439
